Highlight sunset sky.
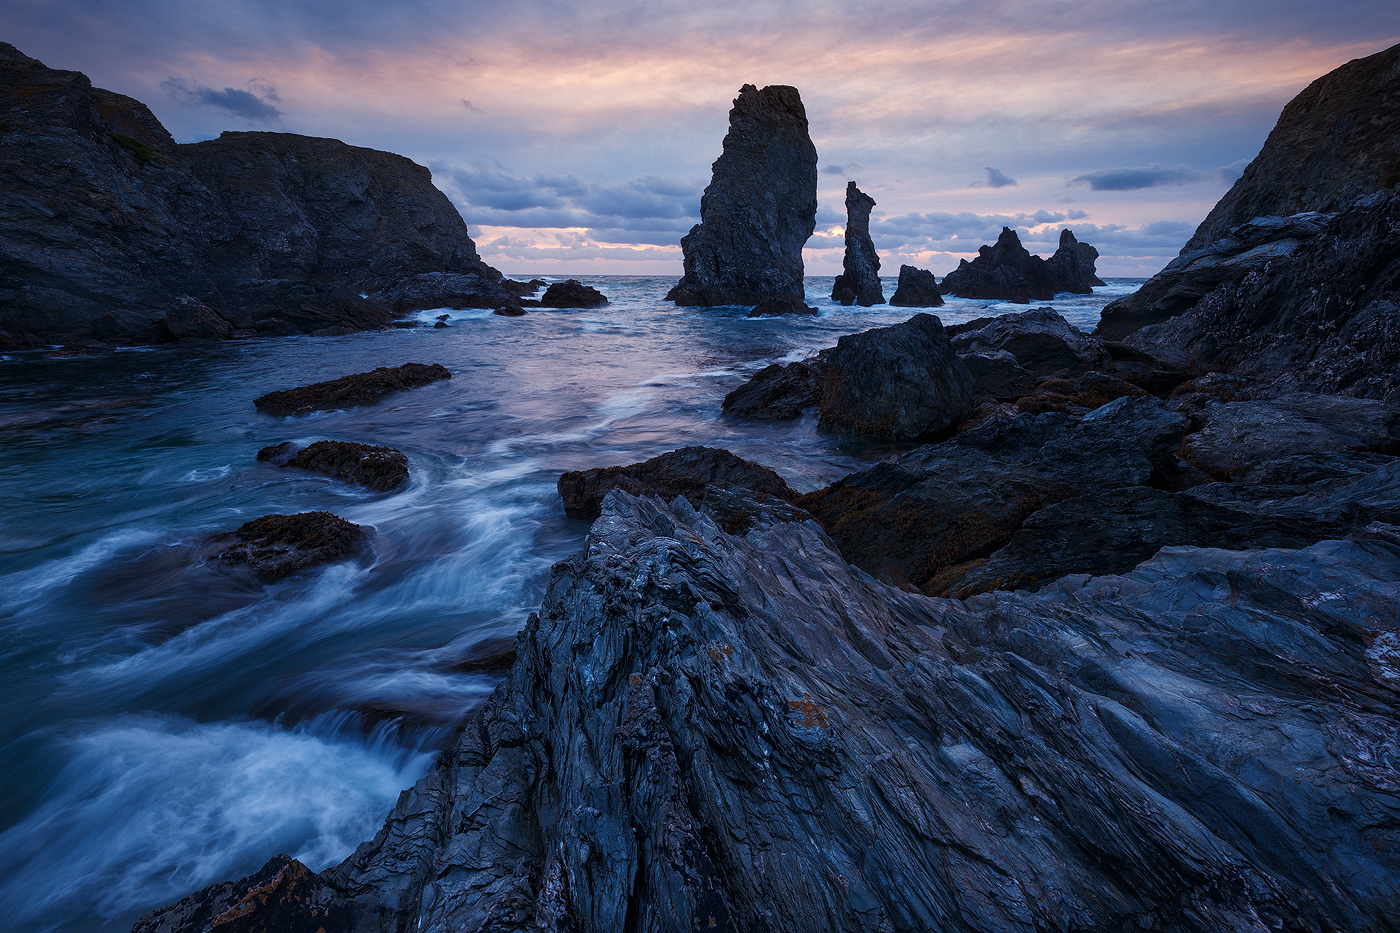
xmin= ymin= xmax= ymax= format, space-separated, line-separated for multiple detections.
xmin=6 ymin=0 xmax=1397 ymax=276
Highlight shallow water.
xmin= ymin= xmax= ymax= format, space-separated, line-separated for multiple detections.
xmin=0 ymin=275 xmax=1142 ymax=931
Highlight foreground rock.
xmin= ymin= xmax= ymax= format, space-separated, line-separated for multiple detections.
xmin=210 ymin=511 xmax=366 ymax=580
xmin=540 ymin=279 xmax=608 ymax=308
xmin=557 ymin=445 xmax=794 ymax=519
xmin=830 ymin=182 xmax=884 ymax=306
xmin=722 ymin=359 xmax=826 ymax=420
xmin=941 ymin=227 xmax=1102 ymax=302
xmin=145 ymin=489 xmax=1400 ymax=932
xmin=258 ymin=440 xmax=409 ymax=491
xmin=666 ymin=85 xmax=817 ymax=308
xmin=0 ymin=43 xmax=512 ymax=345
xmin=253 ymin=363 xmax=451 ymax=417
xmin=887 ymin=264 xmax=943 ymax=307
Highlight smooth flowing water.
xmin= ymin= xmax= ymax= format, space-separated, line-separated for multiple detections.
xmin=0 ymin=275 xmax=1142 ymax=932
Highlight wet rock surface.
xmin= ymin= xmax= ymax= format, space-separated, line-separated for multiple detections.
xmin=372 ymin=272 xmax=519 ymax=315
xmin=666 ymin=85 xmax=817 ymax=308
xmin=151 ymin=489 xmax=1400 ymax=932
xmin=746 ymin=298 xmax=817 ymax=317
xmin=253 ymin=363 xmax=451 ymax=417
xmin=721 ymin=358 xmax=826 ymax=420
xmin=830 ymin=182 xmax=884 ymax=306
xmin=539 ymin=279 xmax=608 ymax=308
xmin=557 ymin=445 xmax=795 ymax=519
xmin=0 ymin=43 xmax=505 ymax=344
xmin=132 ymin=855 xmax=355 ymax=933
xmin=258 ymin=440 xmax=410 ymax=491
xmin=887 ymin=264 xmax=944 ymax=307
xmin=210 ymin=511 xmax=366 ymax=581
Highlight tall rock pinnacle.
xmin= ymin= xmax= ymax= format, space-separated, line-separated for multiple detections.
xmin=831 ymin=182 xmax=884 ymax=306
xmin=665 ymin=85 xmax=818 ymax=310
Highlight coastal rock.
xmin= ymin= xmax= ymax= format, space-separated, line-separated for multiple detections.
xmin=132 ymin=855 xmax=354 ymax=933
xmin=258 ymin=439 xmax=410 ymax=491
xmin=942 ymin=227 xmax=1104 ymax=302
xmin=818 ymin=313 xmax=975 ymax=440
xmin=721 ymin=359 xmax=825 ymax=420
xmin=500 ymin=278 xmax=547 ymax=297
xmin=951 ymin=307 xmax=1108 ymax=377
xmin=746 ymin=298 xmax=816 ymax=316
xmin=211 ymin=511 xmax=366 ymax=580
xmin=371 ymin=272 xmax=519 ymax=315
xmin=957 ymin=351 xmax=1038 ymax=400
xmin=148 ymin=489 xmax=1400 ymax=932
xmin=830 ymin=182 xmax=884 ymax=306
xmin=1010 ymin=369 xmax=1147 ymax=415
xmin=557 ymin=445 xmax=795 ymax=519
xmin=539 ymin=279 xmax=608 ymax=308
xmin=1044 ymin=228 xmax=1105 ymax=294
xmin=665 ymin=85 xmax=817 ymax=307
xmin=0 ymin=43 xmax=506 ymax=344
xmin=887 ymin=265 xmax=944 ymax=307
xmin=253 ymin=362 xmax=451 ymax=416
xmin=164 ymin=297 xmax=233 ymax=341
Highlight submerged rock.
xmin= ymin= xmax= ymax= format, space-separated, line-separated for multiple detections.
xmin=258 ymin=439 xmax=410 ymax=491
xmin=252 ymin=362 xmax=451 ymax=417
xmin=147 ymin=489 xmax=1400 ymax=932
xmin=557 ymin=445 xmax=795 ymax=519
xmin=830 ymin=182 xmax=884 ymax=306
xmin=666 ymin=85 xmax=817 ymax=308
xmin=887 ymin=264 xmax=944 ymax=307
xmin=211 ymin=511 xmax=366 ymax=580
xmin=540 ymin=279 xmax=608 ymax=308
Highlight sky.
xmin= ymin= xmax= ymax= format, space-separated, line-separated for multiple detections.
xmin=5 ymin=1 xmax=1397 ymax=276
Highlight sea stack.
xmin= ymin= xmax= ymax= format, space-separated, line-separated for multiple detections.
xmin=665 ymin=85 xmax=818 ymax=311
xmin=940 ymin=227 xmax=1102 ymax=303
xmin=831 ymin=182 xmax=884 ymax=306
xmin=888 ymin=265 xmax=944 ymax=307
xmin=1045 ymin=229 xmax=1105 ymax=295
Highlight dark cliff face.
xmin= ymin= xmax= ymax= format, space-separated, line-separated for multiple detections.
xmin=0 ymin=44 xmax=510 ymax=345
xmin=1184 ymin=42 xmax=1400 ymax=251
xmin=830 ymin=182 xmax=883 ymax=306
xmin=666 ymin=84 xmax=817 ymax=308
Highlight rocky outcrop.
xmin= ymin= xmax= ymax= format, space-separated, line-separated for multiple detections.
xmin=210 ymin=511 xmax=366 ymax=580
xmin=818 ymin=313 xmax=975 ymax=440
xmin=830 ymin=182 xmax=883 ymax=306
xmin=665 ymin=85 xmax=817 ymax=309
xmin=373 ymin=273 xmax=521 ymax=315
xmin=721 ymin=359 xmax=826 ymax=420
xmin=0 ymin=43 xmax=513 ymax=345
xmin=557 ymin=445 xmax=794 ymax=519
xmin=1183 ymin=42 xmax=1400 ymax=251
xmin=539 ymin=280 xmax=608 ymax=308
xmin=144 ymin=486 xmax=1400 ymax=932
xmin=941 ymin=227 xmax=1102 ymax=302
xmin=253 ymin=363 xmax=451 ymax=416
xmin=258 ymin=440 xmax=410 ymax=491
xmin=746 ymin=299 xmax=816 ymax=317
xmin=951 ymin=307 xmax=1109 ymax=378
xmin=887 ymin=265 xmax=943 ymax=307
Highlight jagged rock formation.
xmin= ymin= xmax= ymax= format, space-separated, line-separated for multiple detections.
xmin=665 ymin=85 xmax=817 ymax=311
xmin=887 ymin=265 xmax=943 ymax=307
xmin=830 ymin=182 xmax=884 ymax=306
xmin=258 ymin=440 xmax=410 ymax=491
xmin=0 ymin=43 xmax=515 ymax=346
xmin=253 ymin=363 xmax=452 ymax=416
xmin=941 ymin=227 xmax=1102 ymax=302
xmin=556 ymin=446 xmax=794 ymax=519
xmin=141 ymin=485 xmax=1400 ymax=932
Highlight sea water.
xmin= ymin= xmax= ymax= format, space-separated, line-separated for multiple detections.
xmin=0 ymin=276 xmax=1143 ymax=931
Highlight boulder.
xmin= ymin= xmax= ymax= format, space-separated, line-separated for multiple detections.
xmin=210 ymin=511 xmax=366 ymax=580
xmin=500 ymin=278 xmax=547 ymax=297
xmin=164 ymin=296 xmax=232 ymax=340
xmin=132 ymin=855 xmax=354 ymax=933
xmin=540 ymin=279 xmax=608 ymax=308
xmin=253 ymin=362 xmax=451 ymax=416
xmin=830 ymin=182 xmax=883 ymax=306
xmin=258 ymin=439 xmax=409 ymax=491
xmin=721 ymin=359 xmax=825 ymax=420
xmin=887 ymin=264 xmax=944 ymax=307
xmin=746 ymin=298 xmax=817 ymax=316
xmin=951 ymin=307 xmax=1108 ymax=377
xmin=818 ymin=313 xmax=975 ymax=440
xmin=666 ymin=85 xmax=817 ymax=307
xmin=557 ymin=445 xmax=795 ymax=519
xmin=958 ymin=350 xmax=1037 ymax=400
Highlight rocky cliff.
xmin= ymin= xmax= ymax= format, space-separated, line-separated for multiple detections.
xmin=665 ymin=85 xmax=817 ymax=311
xmin=830 ymin=182 xmax=884 ymax=306
xmin=0 ymin=43 xmax=514 ymax=346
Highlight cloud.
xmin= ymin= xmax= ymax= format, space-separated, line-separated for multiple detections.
xmin=460 ymin=99 xmax=482 ymax=113
xmin=822 ymin=164 xmax=846 ymax=175
xmin=1218 ymin=159 xmax=1250 ymax=184
xmin=978 ymin=166 xmax=1018 ymax=188
xmin=1069 ymin=163 xmax=1208 ymax=191
xmin=161 ymin=78 xmax=282 ymax=123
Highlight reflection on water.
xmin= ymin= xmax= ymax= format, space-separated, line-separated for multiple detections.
xmin=0 ymin=275 xmax=1141 ymax=931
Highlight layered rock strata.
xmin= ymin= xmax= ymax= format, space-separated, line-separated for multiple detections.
xmin=253 ymin=363 xmax=451 ymax=417
xmin=887 ymin=265 xmax=943 ymax=307
xmin=0 ymin=43 xmax=515 ymax=346
xmin=830 ymin=182 xmax=884 ymax=306
xmin=665 ymin=85 xmax=817 ymax=311
xmin=142 ymin=487 xmax=1400 ymax=932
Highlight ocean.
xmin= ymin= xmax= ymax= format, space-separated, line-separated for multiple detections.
xmin=0 ymin=275 xmax=1143 ymax=932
